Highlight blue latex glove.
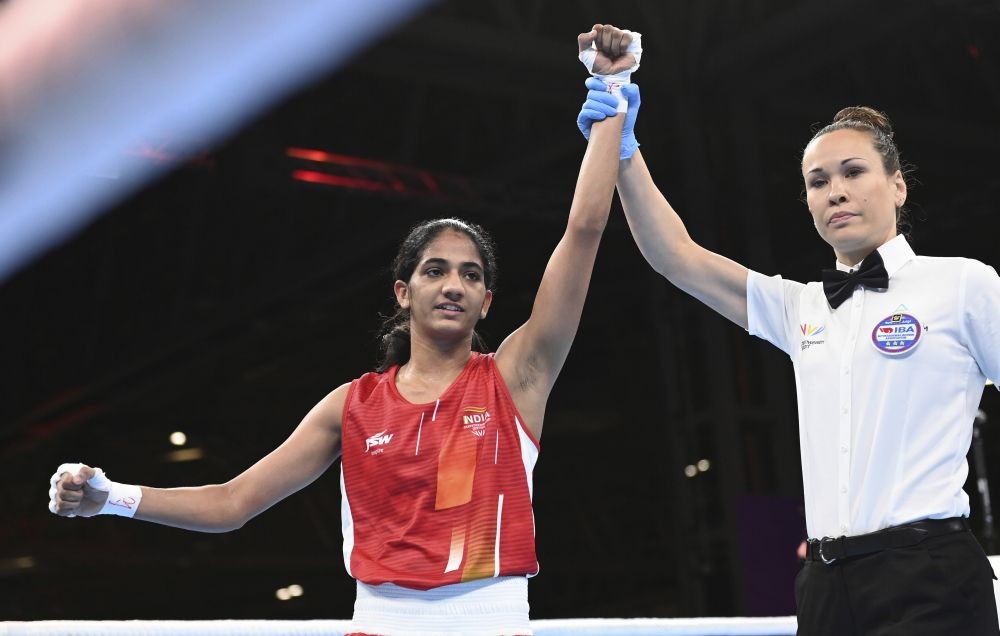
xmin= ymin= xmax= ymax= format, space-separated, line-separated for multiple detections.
xmin=575 ymin=77 xmax=641 ymax=159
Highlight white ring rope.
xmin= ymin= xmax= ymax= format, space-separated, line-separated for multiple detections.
xmin=0 ymin=617 xmax=798 ymax=636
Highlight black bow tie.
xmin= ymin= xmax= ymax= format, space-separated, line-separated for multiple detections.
xmin=821 ymin=251 xmax=889 ymax=309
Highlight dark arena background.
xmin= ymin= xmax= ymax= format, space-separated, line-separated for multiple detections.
xmin=3 ymin=0 xmax=1000 ymax=626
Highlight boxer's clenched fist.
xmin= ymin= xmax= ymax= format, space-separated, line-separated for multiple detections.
xmin=48 ymin=463 xmax=110 ymax=517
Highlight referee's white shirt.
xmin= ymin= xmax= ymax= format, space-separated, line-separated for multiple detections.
xmin=747 ymin=235 xmax=1000 ymax=539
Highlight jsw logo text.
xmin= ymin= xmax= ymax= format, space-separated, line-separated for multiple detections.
xmin=365 ymin=430 xmax=394 ymax=454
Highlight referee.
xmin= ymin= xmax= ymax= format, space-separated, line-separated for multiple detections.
xmin=576 ymin=24 xmax=1000 ymax=635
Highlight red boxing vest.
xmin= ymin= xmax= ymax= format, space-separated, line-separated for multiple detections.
xmin=340 ymin=352 xmax=540 ymax=590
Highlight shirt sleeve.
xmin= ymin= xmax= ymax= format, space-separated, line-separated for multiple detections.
xmin=961 ymin=259 xmax=1000 ymax=388
xmin=746 ymin=270 xmax=805 ymax=357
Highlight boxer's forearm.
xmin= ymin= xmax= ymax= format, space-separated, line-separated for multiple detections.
xmin=134 ymin=483 xmax=247 ymax=533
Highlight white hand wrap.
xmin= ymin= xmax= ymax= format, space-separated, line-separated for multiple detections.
xmin=579 ymin=30 xmax=643 ymax=112
xmin=48 ymin=462 xmax=142 ymax=518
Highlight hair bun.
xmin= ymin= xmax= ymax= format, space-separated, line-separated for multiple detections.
xmin=832 ymin=106 xmax=893 ymax=137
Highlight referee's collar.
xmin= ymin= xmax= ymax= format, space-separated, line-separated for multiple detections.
xmin=834 ymin=235 xmax=915 ymax=277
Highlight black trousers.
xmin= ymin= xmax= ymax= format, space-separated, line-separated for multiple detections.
xmin=795 ymin=527 xmax=1000 ymax=635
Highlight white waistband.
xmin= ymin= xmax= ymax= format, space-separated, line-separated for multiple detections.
xmin=352 ymin=576 xmax=531 ymax=636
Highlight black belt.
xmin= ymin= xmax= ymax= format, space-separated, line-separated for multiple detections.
xmin=805 ymin=517 xmax=969 ymax=565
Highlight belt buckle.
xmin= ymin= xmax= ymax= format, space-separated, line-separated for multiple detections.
xmin=818 ymin=536 xmax=838 ymax=565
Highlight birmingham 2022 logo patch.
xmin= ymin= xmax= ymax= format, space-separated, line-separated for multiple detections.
xmin=800 ymin=323 xmax=826 ymax=351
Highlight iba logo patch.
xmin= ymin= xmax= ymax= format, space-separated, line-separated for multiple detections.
xmin=461 ymin=406 xmax=491 ymax=437
xmin=871 ymin=313 xmax=922 ymax=355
